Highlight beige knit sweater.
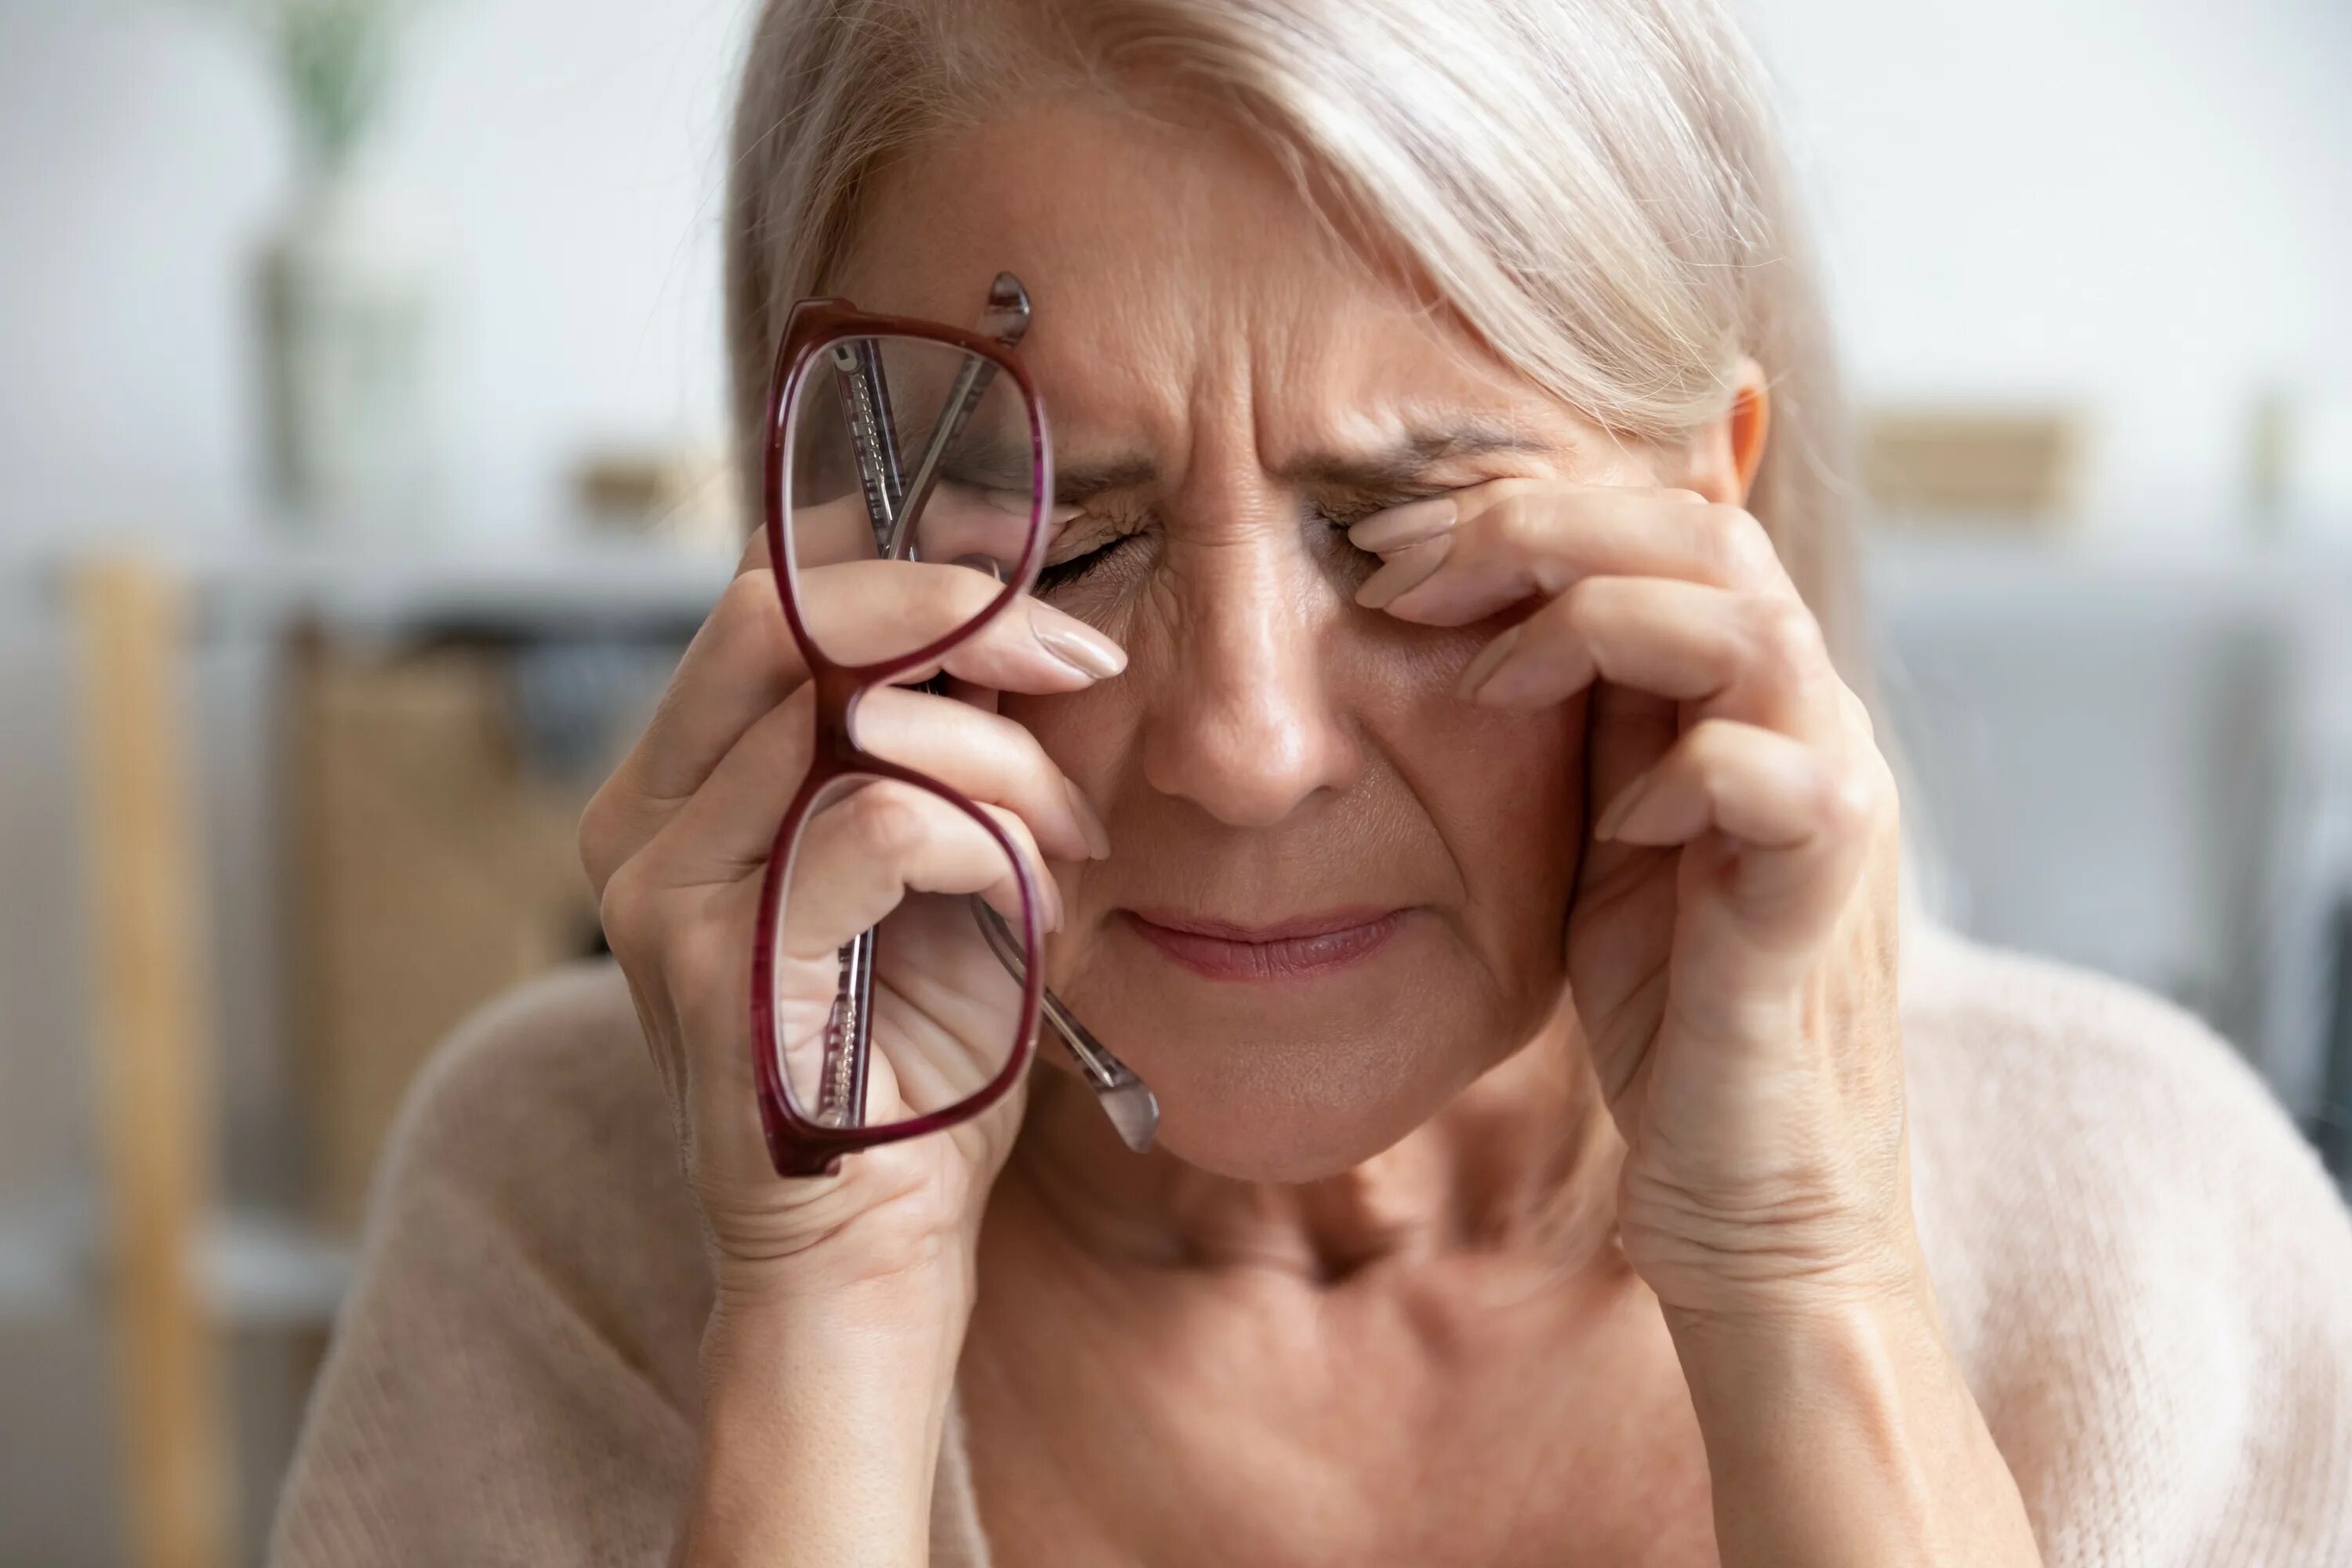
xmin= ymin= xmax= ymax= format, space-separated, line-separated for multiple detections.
xmin=270 ymin=923 xmax=2352 ymax=1565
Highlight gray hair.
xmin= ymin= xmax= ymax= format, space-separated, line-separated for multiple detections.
xmin=724 ymin=0 xmax=1860 ymax=670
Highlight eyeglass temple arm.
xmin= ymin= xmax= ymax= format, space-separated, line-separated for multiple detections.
xmin=829 ymin=338 xmax=906 ymax=558
xmin=972 ymin=898 xmax=1160 ymax=1153
xmin=887 ymin=274 xmax=1034 ymax=559
xmin=811 ymin=334 xmax=919 ymax=1126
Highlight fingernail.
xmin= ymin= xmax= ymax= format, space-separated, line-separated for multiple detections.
xmin=1356 ymin=532 xmax=1454 ymax=610
xmin=1348 ymin=495 xmax=1457 ymax=554
xmin=1033 ymin=610 xmax=1127 ymax=678
xmin=1593 ymin=768 xmax=1656 ymax=842
xmin=1454 ymin=624 xmax=1524 ymax=700
xmin=1063 ymin=777 xmax=1112 ymax=859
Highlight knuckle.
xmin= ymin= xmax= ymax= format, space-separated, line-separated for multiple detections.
xmin=937 ymin=563 xmax=1001 ymax=620
xmin=1815 ymin=760 xmax=1882 ymax=834
xmin=1747 ymin=594 xmax=1824 ymax=676
xmin=708 ymin=569 xmax=783 ymax=657
xmin=846 ymin=784 xmax=934 ymax=862
xmin=1685 ymin=716 xmax=1740 ymax=773
xmin=597 ymin=856 xmax=659 ymax=966
xmin=578 ymin=787 xmax=620 ymax=889
xmin=1702 ymin=504 xmax=1778 ymax=583
xmin=1556 ymin=572 xmax=1614 ymax=626
xmin=1485 ymin=492 xmax=1544 ymax=554
xmin=719 ymin=564 xmax=778 ymax=622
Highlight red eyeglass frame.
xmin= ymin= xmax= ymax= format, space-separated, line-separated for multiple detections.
xmin=748 ymin=296 xmax=1056 ymax=1178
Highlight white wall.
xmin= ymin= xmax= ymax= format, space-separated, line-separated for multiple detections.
xmin=5 ymin=0 xmax=2350 ymax=553
xmin=0 ymin=0 xmax=747 ymax=550
xmin=1744 ymin=0 xmax=2352 ymax=529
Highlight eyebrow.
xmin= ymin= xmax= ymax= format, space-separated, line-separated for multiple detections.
xmin=1274 ymin=424 xmax=1554 ymax=490
xmin=942 ymin=423 xmax=1555 ymax=507
xmin=1035 ymin=423 xmax=1554 ymax=506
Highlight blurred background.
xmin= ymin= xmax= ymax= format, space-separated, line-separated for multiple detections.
xmin=2 ymin=0 xmax=2349 ymax=1563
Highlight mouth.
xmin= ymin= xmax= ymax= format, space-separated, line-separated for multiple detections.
xmin=1120 ymin=906 xmax=1406 ymax=982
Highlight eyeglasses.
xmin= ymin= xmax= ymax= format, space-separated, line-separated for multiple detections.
xmin=750 ymin=273 xmax=1159 ymax=1178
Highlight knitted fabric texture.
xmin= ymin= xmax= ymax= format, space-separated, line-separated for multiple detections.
xmin=271 ymin=924 xmax=2352 ymax=1564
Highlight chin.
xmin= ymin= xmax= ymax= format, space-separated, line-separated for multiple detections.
xmin=1123 ymin=1015 xmax=1501 ymax=1182
xmin=1046 ymin=911 xmax=1555 ymax=1181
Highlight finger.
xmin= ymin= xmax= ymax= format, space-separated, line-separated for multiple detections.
xmin=1352 ymin=481 xmax=1793 ymax=626
xmin=646 ymin=564 xmax=1118 ymax=801
xmin=1569 ymin=676 xmax=1679 ymax=926
xmin=644 ymin=682 xmax=1108 ymax=889
xmin=851 ymin=687 xmax=1109 ymax=862
xmin=800 ymin=561 xmax=1127 ymax=684
xmin=1454 ymin=577 xmax=1841 ymax=739
xmin=776 ymin=781 xmax=1059 ymax=959
xmin=583 ymin=568 xmax=1120 ymax=891
xmin=1595 ymin=717 xmax=1883 ymax=935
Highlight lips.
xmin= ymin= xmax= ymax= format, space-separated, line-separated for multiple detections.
xmin=1121 ymin=907 xmax=1405 ymax=982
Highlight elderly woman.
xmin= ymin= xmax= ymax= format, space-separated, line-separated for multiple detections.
xmin=274 ymin=0 xmax=2352 ymax=1563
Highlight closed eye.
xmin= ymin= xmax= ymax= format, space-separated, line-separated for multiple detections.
xmin=1031 ymin=487 xmax=1452 ymax=599
xmin=1035 ymin=531 xmax=1145 ymax=595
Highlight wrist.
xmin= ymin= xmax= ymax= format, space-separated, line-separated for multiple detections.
xmin=1619 ymin=1149 xmax=1922 ymax=1323
xmin=711 ymin=1239 xmax=975 ymax=1331
xmin=702 ymin=1264 xmax=973 ymax=1414
xmin=681 ymin=1284 xmax=971 ymax=1568
xmin=1661 ymin=1263 xmax=1940 ymax=1413
xmin=704 ymin=1159 xmax=989 ymax=1324
xmin=1661 ymin=1268 xmax=2040 ymax=1568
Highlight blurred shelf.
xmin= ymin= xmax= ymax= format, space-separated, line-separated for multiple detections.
xmin=6 ymin=532 xmax=738 ymax=639
xmin=0 ymin=1200 xmax=350 ymax=1330
xmin=1859 ymin=523 xmax=2352 ymax=630
xmin=1859 ymin=516 xmax=2352 ymax=569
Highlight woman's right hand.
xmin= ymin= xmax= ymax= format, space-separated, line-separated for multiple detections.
xmin=579 ymin=522 xmax=1122 ymax=1321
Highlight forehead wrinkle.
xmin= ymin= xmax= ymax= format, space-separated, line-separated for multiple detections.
xmin=838 ymin=101 xmax=1595 ymax=518
xmin=1239 ymin=272 xmax=1582 ymax=489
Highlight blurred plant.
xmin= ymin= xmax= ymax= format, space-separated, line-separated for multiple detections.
xmin=195 ymin=0 xmax=439 ymax=173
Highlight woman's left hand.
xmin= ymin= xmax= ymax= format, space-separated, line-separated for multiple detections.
xmin=1351 ymin=477 xmax=1908 ymax=1319
xmin=1353 ymin=482 xmax=2045 ymax=1566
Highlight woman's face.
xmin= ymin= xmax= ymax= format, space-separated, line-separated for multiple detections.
xmin=837 ymin=102 xmax=1682 ymax=1181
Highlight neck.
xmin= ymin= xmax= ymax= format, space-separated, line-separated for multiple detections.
xmin=1004 ymin=1011 xmax=1626 ymax=1283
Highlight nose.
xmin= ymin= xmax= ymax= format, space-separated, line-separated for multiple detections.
xmin=1138 ymin=527 xmax=1361 ymax=828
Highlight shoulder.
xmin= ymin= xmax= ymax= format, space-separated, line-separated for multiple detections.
xmin=1900 ymin=922 xmax=2352 ymax=1563
xmin=274 ymin=961 xmax=707 ymax=1565
xmin=386 ymin=958 xmax=675 ymax=1201
xmin=370 ymin=956 xmax=711 ymax=1353
xmin=1897 ymin=920 xmax=2347 ymax=1270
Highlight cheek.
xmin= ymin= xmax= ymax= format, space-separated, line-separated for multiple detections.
xmin=1401 ymin=667 xmax=1590 ymax=967
xmin=1358 ymin=611 xmax=1587 ymax=873
xmin=997 ymin=680 xmax=1138 ymax=806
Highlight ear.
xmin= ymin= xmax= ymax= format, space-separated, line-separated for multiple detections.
xmin=1667 ymin=356 xmax=1771 ymax=506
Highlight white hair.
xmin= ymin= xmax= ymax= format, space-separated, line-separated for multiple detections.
xmin=724 ymin=0 xmax=1860 ymax=669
